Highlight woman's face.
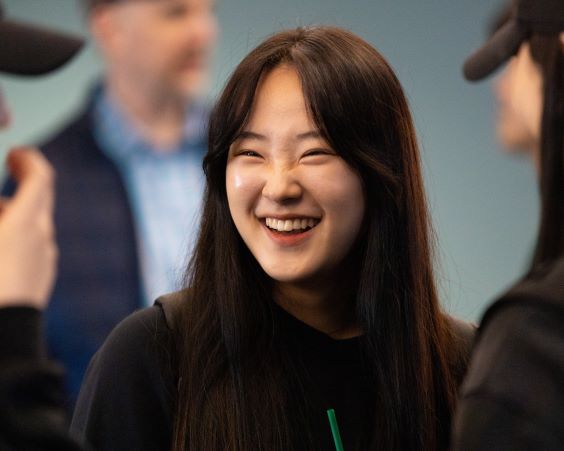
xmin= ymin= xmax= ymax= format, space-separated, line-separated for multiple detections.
xmin=226 ymin=65 xmax=365 ymax=290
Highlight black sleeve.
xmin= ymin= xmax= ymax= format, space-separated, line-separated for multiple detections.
xmin=0 ymin=306 xmax=83 ymax=450
xmin=71 ymin=306 xmax=176 ymax=451
xmin=452 ymin=302 xmax=564 ymax=450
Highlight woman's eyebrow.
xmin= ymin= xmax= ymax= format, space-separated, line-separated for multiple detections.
xmin=234 ymin=131 xmax=267 ymax=141
xmin=234 ymin=130 xmax=322 ymax=142
xmin=295 ymin=130 xmax=322 ymax=140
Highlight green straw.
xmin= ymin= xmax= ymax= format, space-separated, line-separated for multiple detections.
xmin=326 ymin=409 xmax=345 ymax=451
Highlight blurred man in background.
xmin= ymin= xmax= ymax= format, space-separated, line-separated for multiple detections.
xmin=33 ymin=0 xmax=218 ymax=406
xmin=0 ymin=2 xmax=84 ymax=447
xmin=453 ymin=0 xmax=564 ymax=449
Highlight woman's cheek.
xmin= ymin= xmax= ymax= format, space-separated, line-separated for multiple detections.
xmin=226 ymin=163 xmax=264 ymax=207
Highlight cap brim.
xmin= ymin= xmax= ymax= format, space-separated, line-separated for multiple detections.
xmin=463 ymin=20 xmax=528 ymax=82
xmin=0 ymin=19 xmax=84 ymax=76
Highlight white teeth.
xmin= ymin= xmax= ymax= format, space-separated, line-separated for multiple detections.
xmin=264 ymin=217 xmax=319 ymax=232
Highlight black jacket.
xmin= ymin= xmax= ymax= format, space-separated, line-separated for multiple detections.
xmin=0 ymin=307 xmax=84 ymax=450
xmin=453 ymin=258 xmax=564 ymax=450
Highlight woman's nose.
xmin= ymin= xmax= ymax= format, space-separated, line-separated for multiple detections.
xmin=261 ymin=166 xmax=302 ymax=204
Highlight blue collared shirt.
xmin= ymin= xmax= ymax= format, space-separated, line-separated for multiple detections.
xmin=93 ymin=87 xmax=207 ymax=306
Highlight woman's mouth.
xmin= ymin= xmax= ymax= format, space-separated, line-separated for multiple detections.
xmin=264 ymin=217 xmax=320 ymax=234
xmin=260 ymin=217 xmax=320 ymax=246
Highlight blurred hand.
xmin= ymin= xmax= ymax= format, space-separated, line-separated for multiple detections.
xmin=0 ymin=148 xmax=57 ymax=309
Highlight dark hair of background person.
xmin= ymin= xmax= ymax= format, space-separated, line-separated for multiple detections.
xmin=172 ymin=26 xmax=462 ymax=451
xmin=529 ymin=34 xmax=564 ymax=268
xmin=489 ymin=3 xmax=564 ymax=268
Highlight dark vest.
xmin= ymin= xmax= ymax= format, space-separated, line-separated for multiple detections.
xmin=36 ymin=103 xmax=142 ymax=405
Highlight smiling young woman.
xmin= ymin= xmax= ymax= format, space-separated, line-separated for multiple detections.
xmin=71 ymin=26 xmax=474 ymax=451
xmin=225 ymin=65 xmax=366 ymax=337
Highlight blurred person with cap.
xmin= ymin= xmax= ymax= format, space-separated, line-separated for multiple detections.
xmin=489 ymin=3 xmax=543 ymax=168
xmin=0 ymin=2 xmax=85 ymax=448
xmin=453 ymin=0 xmax=564 ymax=449
xmin=9 ymin=0 xmax=219 ymax=407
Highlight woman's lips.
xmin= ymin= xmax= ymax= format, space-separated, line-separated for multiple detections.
xmin=261 ymin=217 xmax=319 ymax=247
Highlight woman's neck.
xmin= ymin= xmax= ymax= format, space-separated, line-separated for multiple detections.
xmin=274 ymin=279 xmax=361 ymax=339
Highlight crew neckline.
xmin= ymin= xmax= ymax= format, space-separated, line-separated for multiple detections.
xmin=272 ymin=302 xmax=363 ymax=348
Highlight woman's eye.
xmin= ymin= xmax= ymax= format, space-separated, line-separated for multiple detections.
xmin=239 ymin=150 xmax=261 ymax=158
xmin=303 ymin=148 xmax=334 ymax=158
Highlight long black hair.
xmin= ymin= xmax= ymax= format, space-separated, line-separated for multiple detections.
xmin=530 ymin=34 xmax=564 ymax=267
xmin=172 ymin=26 xmax=461 ymax=450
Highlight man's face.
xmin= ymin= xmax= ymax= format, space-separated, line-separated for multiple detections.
xmin=94 ymin=0 xmax=218 ymax=100
xmin=493 ymin=43 xmax=542 ymax=157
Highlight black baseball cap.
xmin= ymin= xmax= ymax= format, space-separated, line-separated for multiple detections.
xmin=0 ymin=2 xmax=84 ymax=76
xmin=463 ymin=0 xmax=564 ymax=82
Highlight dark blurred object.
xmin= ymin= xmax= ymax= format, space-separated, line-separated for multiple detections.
xmin=0 ymin=2 xmax=83 ymax=75
xmin=463 ymin=0 xmax=564 ymax=81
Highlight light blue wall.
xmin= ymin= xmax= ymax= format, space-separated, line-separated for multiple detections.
xmin=0 ymin=0 xmax=538 ymax=321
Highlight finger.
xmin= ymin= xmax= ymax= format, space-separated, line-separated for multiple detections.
xmin=6 ymin=147 xmax=55 ymax=219
xmin=37 ymin=204 xmax=56 ymax=241
xmin=7 ymin=148 xmax=55 ymax=221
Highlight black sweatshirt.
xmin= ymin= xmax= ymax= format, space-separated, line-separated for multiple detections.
xmin=0 ymin=306 xmax=83 ymax=450
xmin=71 ymin=292 xmax=474 ymax=450
xmin=453 ymin=258 xmax=564 ymax=450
